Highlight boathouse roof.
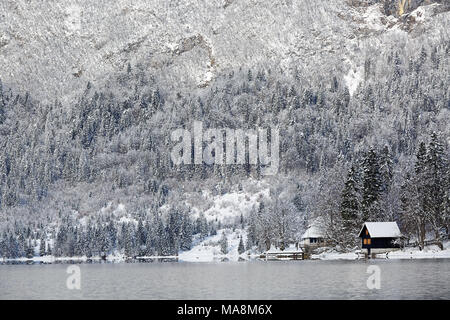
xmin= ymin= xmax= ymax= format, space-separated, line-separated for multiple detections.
xmin=358 ymin=222 xmax=402 ymax=238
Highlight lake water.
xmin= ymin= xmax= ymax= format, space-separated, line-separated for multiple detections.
xmin=0 ymin=259 xmax=449 ymax=299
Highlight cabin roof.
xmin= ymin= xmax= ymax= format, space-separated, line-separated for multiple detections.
xmin=301 ymin=225 xmax=324 ymax=239
xmin=358 ymin=222 xmax=402 ymax=238
xmin=301 ymin=217 xmax=325 ymax=239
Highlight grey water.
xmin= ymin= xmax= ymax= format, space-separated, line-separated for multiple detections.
xmin=0 ymin=259 xmax=449 ymax=299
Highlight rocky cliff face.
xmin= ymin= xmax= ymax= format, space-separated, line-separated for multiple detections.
xmin=0 ymin=0 xmax=448 ymax=104
xmin=385 ymin=0 xmax=449 ymax=16
xmin=348 ymin=0 xmax=448 ymax=16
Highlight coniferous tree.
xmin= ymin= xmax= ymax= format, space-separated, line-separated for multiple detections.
xmin=180 ymin=212 xmax=193 ymax=251
xmin=136 ymin=219 xmax=146 ymax=254
xmin=361 ymin=148 xmax=382 ymax=221
xmin=39 ymin=234 xmax=46 ymax=256
xmin=424 ymin=132 xmax=448 ymax=249
xmin=401 ymin=142 xmax=429 ymax=250
xmin=379 ymin=145 xmax=393 ymax=194
xmin=237 ymin=235 xmax=245 ymax=255
xmin=220 ymin=231 xmax=228 ymax=255
xmin=340 ymin=165 xmax=360 ymax=246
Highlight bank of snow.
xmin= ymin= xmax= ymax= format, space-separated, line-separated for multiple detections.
xmin=178 ymin=228 xmax=249 ymax=262
xmin=311 ymin=250 xmax=359 ymax=260
xmin=380 ymin=241 xmax=450 ymax=260
xmin=312 ymin=241 xmax=450 ymax=260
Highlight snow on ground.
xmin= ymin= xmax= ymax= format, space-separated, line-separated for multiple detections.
xmin=3 ymin=241 xmax=450 ymax=264
xmin=117 ymin=215 xmax=138 ymax=225
xmin=178 ymin=228 xmax=248 ymax=262
xmin=1 ymin=252 xmax=135 ymax=264
xmin=362 ymin=4 xmax=389 ymax=31
xmin=109 ymin=203 xmax=139 ymax=225
xmin=344 ymin=65 xmax=364 ymax=97
xmin=312 ymin=241 xmax=450 ymax=260
xmin=380 ymin=241 xmax=450 ymax=260
xmin=408 ymin=3 xmax=441 ymax=23
xmin=311 ymin=251 xmax=359 ymax=260
xmin=190 ymin=186 xmax=270 ymax=224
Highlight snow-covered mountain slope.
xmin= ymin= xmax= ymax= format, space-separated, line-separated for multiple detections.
xmin=188 ymin=180 xmax=271 ymax=224
xmin=0 ymin=0 xmax=448 ymax=104
xmin=179 ymin=228 xmax=248 ymax=262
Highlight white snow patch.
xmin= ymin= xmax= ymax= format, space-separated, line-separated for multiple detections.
xmin=362 ymin=4 xmax=386 ymax=31
xmin=118 ymin=215 xmax=137 ymax=225
xmin=312 ymin=251 xmax=359 ymax=260
xmin=408 ymin=3 xmax=441 ymax=23
xmin=115 ymin=203 xmax=126 ymax=214
xmin=192 ymin=188 xmax=269 ymax=224
xmin=381 ymin=241 xmax=450 ymax=260
xmin=344 ymin=66 xmax=364 ymax=97
xmin=64 ymin=5 xmax=82 ymax=34
xmin=178 ymin=228 xmax=248 ymax=262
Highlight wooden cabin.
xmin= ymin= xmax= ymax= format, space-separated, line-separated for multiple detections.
xmin=301 ymin=224 xmax=325 ymax=247
xmin=358 ymin=222 xmax=402 ymax=255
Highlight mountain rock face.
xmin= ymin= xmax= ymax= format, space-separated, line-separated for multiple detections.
xmin=0 ymin=0 xmax=448 ymax=104
xmin=383 ymin=0 xmax=448 ymax=16
xmin=349 ymin=0 xmax=448 ymax=16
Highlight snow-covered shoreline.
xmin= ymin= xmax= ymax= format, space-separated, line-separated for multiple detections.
xmin=3 ymin=247 xmax=450 ymax=264
xmin=312 ymin=241 xmax=450 ymax=261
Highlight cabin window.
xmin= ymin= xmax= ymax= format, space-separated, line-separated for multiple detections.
xmin=363 ymin=239 xmax=367 ymax=245
xmin=365 ymin=230 xmax=369 ymax=236
xmin=367 ymin=238 xmax=371 ymax=245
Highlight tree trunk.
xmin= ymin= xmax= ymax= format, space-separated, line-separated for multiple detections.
xmin=265 ymin=238 xmax=271 ymax=251
xmin=434 ymin=230 xmax=444 ymax=251
xmin=417 ymin=221 xmax=425 ymax=251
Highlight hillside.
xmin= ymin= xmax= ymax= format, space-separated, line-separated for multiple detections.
xmin=0 ymin=0 xmax=449 ymax=260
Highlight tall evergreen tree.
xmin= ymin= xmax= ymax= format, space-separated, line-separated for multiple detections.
xmin=361 ymin=148 xmax=382 ymax=221
xmin=220 ymin=231 xmax=228 ymax=255
xmin=39 ymin=234 xmax=46 ymax=256
xmin=237 ymin=235 xmax=245 ymax=255
xmin=424 ymin=132 xmax=448 ymax=249
xmin=340 ymin=165 xmax=360 ymax=245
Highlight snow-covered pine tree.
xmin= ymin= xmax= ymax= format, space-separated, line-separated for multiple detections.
xmin=340 ymin=165 xmax=360 ymax=246
xmin=237 ymin=235 xmax=245 ymax=255
xmin=124 ymin=223 xmax=137 ymax=258
xmin=424 ymin=132 xmax=448 ymax=249
xmin=39 ymin=234 xmax=46 ymax=256
xmin=361 ymin=148 xmax=382 ymax=222
xmin=155 ymin=216 xmax=166 ymax=256
xmin=0 ymin=79 xmax=5 ymax=124
xmin=379 ymin=145 xmax=393 ymax=194
xmin=180 ymin=212 xmax=193 ymax=251
xmin=400 ymin=142 xmax=428 ymax=249
xmin=196 ymin=213 xmax=209 ymax=240
xmin=26 ymin=238 xmax=34 ymax=258
xmin=220 ymin=231 xmax=228 ymax=255
xmin=136 ymin=219 xmax=147 ymax=255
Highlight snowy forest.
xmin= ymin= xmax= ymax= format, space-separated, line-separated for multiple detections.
xmin=0 ymin=1 xmax=449 ymax=260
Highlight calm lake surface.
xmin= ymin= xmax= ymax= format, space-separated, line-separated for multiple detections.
xmin=0 ymin=259 xmax=449 ymax=299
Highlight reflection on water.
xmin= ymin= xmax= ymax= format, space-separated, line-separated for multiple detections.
xmin=0 ymin=259 xmax=449 ymax=299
